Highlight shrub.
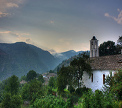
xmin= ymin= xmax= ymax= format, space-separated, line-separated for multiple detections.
xmin=31 ymin=95 xmax=72 ymax=108
xmin=81 ymin=90 xmax=119 ymax=108
xmin=75 ymin=87 xmax=90 ymax=96
xmin=2 ymin=93 xmax=22 ymax=108
xmin=68 ymin=85 xmax=75 ymax=94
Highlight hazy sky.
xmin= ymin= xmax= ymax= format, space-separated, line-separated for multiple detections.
xmin=0 ymin=0 xmax=122 ymax=53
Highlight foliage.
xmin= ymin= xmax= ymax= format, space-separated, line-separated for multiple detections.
xmin=68 ymin=85 xmax=75 ymax=94
xmin=26 ymin=70 xmax=37 ymax=82
xmin=70 ymin=54 xmax=92 ymax=88
xmin=31 ymin=95 xmax=72 ymax=108
xmin=105 ymin=70 xmax=122 ymax=100
xmin=20 ymin=75 xmax=27 ymax=81
xmin=21 ymin=79 xmax=42 ymax=102
xmin=75 ymin=87 xmax=90 ymax=97
xmin=49 ymin=70 xmax=55 ymax=73
xmin=99 ymin=38 xmax=122 ymax=56
xmin=75 ymin=90 xmax=119 ymax=108
xmin=48 ymin=77 xmax=57 ymax=88
xmin=38 ymin=74 xmax=44 ymax=83
xmin=57 ymin=66 xmax=75 ymax=94
xmin=57 ymin=53 xmax=91 ymax=94
xmin=1 ymin=93 xmax=22 ymax=108
xmin=5 ymin=75 xmax=19 ymax=95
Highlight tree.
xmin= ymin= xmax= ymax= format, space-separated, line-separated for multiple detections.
xmin=2 ymin=93 xmax=22 ymax=108
xmin=48 ymin=77 xmax=56 ymax=88
xmin=105 ymin=70 xmax=122 ymax=100
xmin=26 ymin=70 xmax=37 ymax=81
xmin=38 ymin=74 xmax=44 ymax=83
xmin=117 ymin=36 xmax=122 ymax=45
xmin=57 ymin=66 xmax=75 ymax=94
xmin=22 ymin=79 xmax=43 ymax=101
xmin=5 ymin=75 xmax=19 ymax=95
xmin=57 ymin=54 xmax=92 ymax=93
xmin=99 ymin=41 xmax=117 ymax=56
xmin=70 ymin=54 xmax=92 ymax=88
xmin=116 ymin=36 xmax=122 ymax=54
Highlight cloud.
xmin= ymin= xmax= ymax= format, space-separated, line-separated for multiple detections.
xmin=0 ymin=11 xmax=9 ymax=17
xmin=50 ymin=20 xmax=54 ymax=24
xmin=0 ymin=0 xmax=25 ymax=18
xmin=0 ymin=30 xmax=32 ymax=44
xmin=104 ymin=9 xmax=122 ymax=25
xmin=6 ymin=3 xmax=19 ymax=8
xmin=104 ymin=13 xmax=109 ymax=17
xmin=0 ymin=31 xmax=11 ymax=34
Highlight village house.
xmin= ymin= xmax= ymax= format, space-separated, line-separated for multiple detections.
xmin=82 ymin=36 xmax=122 ymax=91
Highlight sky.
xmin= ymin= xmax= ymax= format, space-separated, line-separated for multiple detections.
xmin=0 ymin=0 xmax=122 ymax=53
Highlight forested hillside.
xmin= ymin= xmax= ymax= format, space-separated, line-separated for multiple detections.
xmin=0 ymin=42 xmax=60 ymax=80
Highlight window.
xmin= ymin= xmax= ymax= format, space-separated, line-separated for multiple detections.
xmin=91 ymin=73 xmax=93 ymax=82
xmin=103 ymin=74 xmax=105 ymax=84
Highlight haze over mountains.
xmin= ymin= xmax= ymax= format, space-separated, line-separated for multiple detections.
xmin=0 ymin=42 xmax=87 ymax=80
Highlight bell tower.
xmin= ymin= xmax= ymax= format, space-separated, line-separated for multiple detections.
xmin=90 ymin=36 xmax=99 ymax=57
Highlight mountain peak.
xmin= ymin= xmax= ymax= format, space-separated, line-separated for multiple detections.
xmin=15 ymin=42 xmax=27 ymax=44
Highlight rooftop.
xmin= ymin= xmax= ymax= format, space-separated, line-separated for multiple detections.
xmin=90 ymin=54 xmax=122 ymax=70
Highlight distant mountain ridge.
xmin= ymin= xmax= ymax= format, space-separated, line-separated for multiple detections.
xmin=53 ymin=50 xmax=85 ymax=61
xmin=0 ymin=42 xmax=87 ymax=80
xmin=54 ymin=51 xmax=90 ymax=72
xmin=0 ymin=42 xmax=60 ymax=80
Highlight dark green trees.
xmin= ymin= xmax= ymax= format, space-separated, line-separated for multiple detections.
xmin=22 ymin=79 xmax=43 ymax=101
xmin=26 ymin=70 xmax=37 ymax=81
xmin=57 ymin=54 xmax=92 ymax=93
xmin=5 ymin=75 xmax=19 ymax=95
xmin=70 ymin=55 xmax=92 ymax=88
xmin=99 ymin=41 xmax=117 ymax=56
xmin=1 ymin=75 xmax=22 ymax=108
xmin=57 ymin=66 xmax=75 ymax=93
xmin=99 ymin=36 xmax=122 ymax=56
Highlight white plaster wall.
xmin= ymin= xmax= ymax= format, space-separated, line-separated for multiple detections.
xmin=82 ymin=70 xmax=115 ymax=92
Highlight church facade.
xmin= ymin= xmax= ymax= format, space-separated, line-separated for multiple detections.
xmin=82 ymin=36 xmax=122 ymax=91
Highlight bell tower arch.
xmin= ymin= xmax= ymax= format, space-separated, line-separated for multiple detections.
xmin=90 ymin=36 xmax=99 ymax=57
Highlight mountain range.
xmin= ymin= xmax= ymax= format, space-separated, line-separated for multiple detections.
xmin=0 ymin=42 xmax=87 ymax=80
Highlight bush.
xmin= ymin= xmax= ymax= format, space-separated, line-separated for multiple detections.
xmin=2 ymin=93 xmax=22 ymax=108
xmin=81 ymin=90 xmax=119 ymax=108
xmin=68 ymin=85 xmax=75 ymax=93
xmin=31 ymin=95 xmax=72 ymax=108
xmin=75 ymin=87 xmax=90 ymax=96
xmin=105 ymin=70 xmax=122 ymax=100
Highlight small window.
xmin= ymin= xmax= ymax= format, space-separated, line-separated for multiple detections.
xmin=91 ymin=73 xmax=93 ymax=82
xmin=103 ymin=74 xmax=105 ymax=84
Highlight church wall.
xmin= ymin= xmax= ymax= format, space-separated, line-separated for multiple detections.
xmin=82 ymin=70 xmax=115 ymax=92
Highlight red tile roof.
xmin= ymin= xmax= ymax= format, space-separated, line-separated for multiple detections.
xmin=90 ymin=54 xmax=122 ymax=70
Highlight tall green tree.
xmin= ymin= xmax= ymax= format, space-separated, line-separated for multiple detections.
xmin=48 ymin=77 xmax=56 ymax=88
xmin=70 ymin=54 xmax=92 ymax=88
xmin=5 ymin=75 xmax=19 ymax=95
xmin=22 ymin=79 xmax=43 ymax=101
xmin=57 ymin=54 xmax=92 ymax=93
xmin=26 ymin=70 xmax=37 ymax=81
xmin=38 ymin=74 xmax=44 ymax=83
xmin=2 ymin=93 xmax=22 ymax=108
xmin=57 ymin=66 xmax=74 ymax=94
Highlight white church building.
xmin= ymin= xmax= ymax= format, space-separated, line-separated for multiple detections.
xmin=82 ymin=36 xmax=122 ymax=91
